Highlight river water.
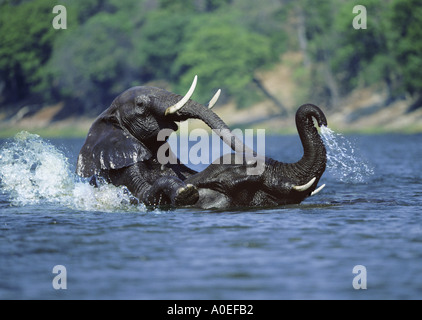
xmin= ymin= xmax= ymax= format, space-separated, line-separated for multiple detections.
xmin=0 ymin=131 xmax=421 ymax=300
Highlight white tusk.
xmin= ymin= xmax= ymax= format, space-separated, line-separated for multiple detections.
xmin=293 ymin=177 xmax=316 ymax=192
xmin=208 ymin=89 xmax=221 ymax=109
xmin=311 ymin=184 xmax=325 ymax=196
xmin=165 ymin=75 xmax=198 ymax=115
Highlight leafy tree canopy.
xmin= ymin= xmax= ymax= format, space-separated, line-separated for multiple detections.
xmin=0 ymin=0 xmax=58 ymax=102
xmin=175 ymin=14 xmax=275 ymax=106
xmin=1 ymin=0 xmax=422 ymax=113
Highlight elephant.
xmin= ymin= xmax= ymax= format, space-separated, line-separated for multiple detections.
xmin=184 ymin=104 xmax=328 ymax=209
xmin=76 ymin=76 xmax=251 ymax=206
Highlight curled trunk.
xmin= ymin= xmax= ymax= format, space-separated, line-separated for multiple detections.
xmin=272 ymin=104 xmax=327 ymax=188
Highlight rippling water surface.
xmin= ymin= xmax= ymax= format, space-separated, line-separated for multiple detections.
xmin=1 ymin=131 xmax=421 ymax=299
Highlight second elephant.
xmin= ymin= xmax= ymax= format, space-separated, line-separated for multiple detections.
xmin=185 ymin=104 xmax=328 ymax=209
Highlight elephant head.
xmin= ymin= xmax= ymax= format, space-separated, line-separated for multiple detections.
xmin=76 ymin=76 xmax=249 ymax=178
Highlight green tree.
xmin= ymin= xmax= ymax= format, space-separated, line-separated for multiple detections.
xmin=390 ymin=0 xmax=422 ymax=111
xmin=159 ymin=0 xmax=231 ymax=12
xmin=0 ymin=0 xmax=58 ymax=104
xmin=296 ymin=0 xmax=342 ymax=109
xmin=44 ymin=10 xmax=137 ymax=114
xmin=132 ymin=8 xmax=192 ymax=82
xmin=174 ymin=13 xmax=276 ymax=107
xmin=332 ymin=1 xmax=397 ymax=99
xmin=158 ymin=0 xmax=196 ymax=11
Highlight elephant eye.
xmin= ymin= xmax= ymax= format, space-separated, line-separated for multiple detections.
xmin=135 ymin=95 xmax=150 ymax=114
xmin=135 ymin=95 xmax=150 ymax=107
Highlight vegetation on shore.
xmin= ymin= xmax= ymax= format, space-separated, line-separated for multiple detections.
xmin=1 ymin=0 xmax=422 ymax=136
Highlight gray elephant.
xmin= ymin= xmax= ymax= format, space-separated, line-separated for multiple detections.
xmin=76 ymin=76 xmax=250 ymax=206
xmin=185 ymin=104 xmax=328 ymax=209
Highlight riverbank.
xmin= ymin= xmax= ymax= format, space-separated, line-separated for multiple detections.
xmin=216 ymin=88 xmax=422 ymax=135
xmin=1 ymin=93 xmax=422 ymax=139
xmin=1 ymin=58 xmax=422 ymax=139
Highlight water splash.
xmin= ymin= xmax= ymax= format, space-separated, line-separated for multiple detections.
xmin=320 ymin=126 xmax=374 ymax=183
xmin=0 ymin=131 xmax=146 ymax=212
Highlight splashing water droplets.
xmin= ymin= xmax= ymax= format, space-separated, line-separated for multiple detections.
xmin=0 ymin=131 xmax=73 ymax=204
xmin=0 ymin=131 xmax=146 ymax=212
xmin=320 ymin=126 xmax=374 ymax=183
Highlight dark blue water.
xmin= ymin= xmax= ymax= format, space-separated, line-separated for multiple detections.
xmin=1 ymin=132 xmax=421 ymax=299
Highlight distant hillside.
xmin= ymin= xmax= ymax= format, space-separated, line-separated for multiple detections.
xmin=1 ymin=54 xmax=421 ymax=138
xmin=216 ymin=54 xmax=422 ymax=134
xmin=1 ymin=0 xmax=422 ymax=132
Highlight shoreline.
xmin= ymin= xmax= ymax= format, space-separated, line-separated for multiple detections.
xmin=1 ymin=87 xmax=422 ymax=139
xmin=1 ymin=122 xmax=421 ymax=140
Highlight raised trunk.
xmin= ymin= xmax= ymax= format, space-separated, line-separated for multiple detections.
xmin=176 ymin=101 xmax=255 ymax=155
xmin=272 ymin=104 xmax=327 ymax=187
xmin=294 ymin=110 xmax=326 ymax=183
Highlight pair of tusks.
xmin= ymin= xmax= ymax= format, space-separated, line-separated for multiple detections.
xmin=293 ymin=177 xmax=326 ymax=196
xmin=165 ymin=75 xmax=221 ymax=115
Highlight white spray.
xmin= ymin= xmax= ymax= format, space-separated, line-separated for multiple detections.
xmin=320 ymin=126 xmax=374 ymax=183
xmin=0 ymin=131 xmax=146 ymax=212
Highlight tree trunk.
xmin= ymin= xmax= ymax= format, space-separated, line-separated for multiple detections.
xmin=323 ymin=59 xmax=340 ymax=110
xmin=407 ymin=94 xmax=422 ymax=113
xmin=252 ymin=77 xmax=288 ymax=116
xmin=295 ymin=5 xmax=311 ymax=68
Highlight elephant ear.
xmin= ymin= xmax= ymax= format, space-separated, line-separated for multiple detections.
xmin=76 ymin=119 xmax=152 ymax=177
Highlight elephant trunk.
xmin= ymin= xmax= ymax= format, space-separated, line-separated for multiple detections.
xmin=169 ymin=98 xmax=254 ymax=154
xmin=273 ymin=104 xmax=327 ymax=187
